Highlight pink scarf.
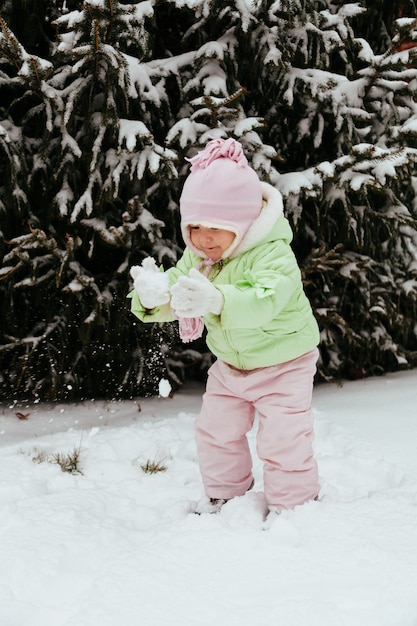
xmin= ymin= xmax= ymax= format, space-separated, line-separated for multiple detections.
xmin=175 ymin=259 xmax=216 ymax=343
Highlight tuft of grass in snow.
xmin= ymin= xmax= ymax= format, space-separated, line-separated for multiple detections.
xmin=52 ymin=446 xmax=83 ymax=475
xmin=29 ymin=443 xmax=83 ymax=475
xmin=31 ymin=449 xmax=49 ymax=464
xmin=140 ymin=458 xmax=167 ymax=474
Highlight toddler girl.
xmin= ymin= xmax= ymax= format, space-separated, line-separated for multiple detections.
xmin=129 ymin=138 xmax=320 ymax=516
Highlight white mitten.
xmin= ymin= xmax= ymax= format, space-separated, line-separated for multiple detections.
xmin=130 ymin=257 xmax=170 ymax=309
xmin=171 ymin=268 xmax=224 ymax=317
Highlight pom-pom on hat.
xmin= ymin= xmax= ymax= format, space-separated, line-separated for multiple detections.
xmin=180 ymin=138 xmax=263 ymax=259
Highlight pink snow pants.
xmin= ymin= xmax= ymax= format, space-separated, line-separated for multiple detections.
xmin=195 ymin=348 xmax=319 ymax=510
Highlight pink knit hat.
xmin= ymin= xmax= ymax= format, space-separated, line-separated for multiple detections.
xmin=180 ymin=138 xmax=263 ymax=258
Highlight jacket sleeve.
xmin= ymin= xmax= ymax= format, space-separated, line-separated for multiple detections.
xmin=215 ymin=240 xmax=303 ymax=330
xmin=128 ymin=288 xmax=175 ymax=322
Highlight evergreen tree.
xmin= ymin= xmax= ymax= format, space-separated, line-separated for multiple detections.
xmin=0 ymin=1 xmax=181 ymax=399
xmin=166 ymin=0 xmax=417 ymax=379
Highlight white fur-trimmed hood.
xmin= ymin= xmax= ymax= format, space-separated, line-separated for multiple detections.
xmin=228 ymin=182 xmax=283 ymax=259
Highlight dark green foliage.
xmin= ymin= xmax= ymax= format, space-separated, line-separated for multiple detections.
xmin=1 ymin=0 xmax=417 ymax=401
xmin=0 ymin=2 xmax=181 ymax=399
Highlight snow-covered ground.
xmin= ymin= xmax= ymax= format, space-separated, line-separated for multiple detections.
xmin=1 ymin=369 xmax=417 ymax=626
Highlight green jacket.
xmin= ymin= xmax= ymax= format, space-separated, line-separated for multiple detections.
xmin=129 ymin=183 xmax=319 ymax=370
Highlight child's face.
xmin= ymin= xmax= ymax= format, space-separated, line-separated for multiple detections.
xmin=189 ymin=225 xmax=236 ymax=261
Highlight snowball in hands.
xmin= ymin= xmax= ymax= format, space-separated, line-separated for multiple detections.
xmin=130 ymin=257 xmax=170 ymax=310
xmin=171 ymin=268 xmax=224 ymax=317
